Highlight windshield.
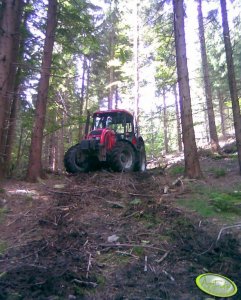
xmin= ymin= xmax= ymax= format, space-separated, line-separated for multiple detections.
xmin=93 ymin=112 xmax=134 ymax=135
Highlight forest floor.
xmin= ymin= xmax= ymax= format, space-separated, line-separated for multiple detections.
xmin=0 ymin=152 xmax=241 ymax=300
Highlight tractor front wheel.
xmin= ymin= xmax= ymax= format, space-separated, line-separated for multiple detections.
xmin=110 ymin=141 xmax=135 ymax=172
xmin=64 ymin=144 xmax=89 ymax=173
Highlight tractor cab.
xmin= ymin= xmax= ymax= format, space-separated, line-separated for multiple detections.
xmin=89 ymin=110 xmax=136 ymax=143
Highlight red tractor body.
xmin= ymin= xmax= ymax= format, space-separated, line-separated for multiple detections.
xmin=64 ymin=109 xmax=146 ymax=173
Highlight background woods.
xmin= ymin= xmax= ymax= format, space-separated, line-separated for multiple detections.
xmin=0 ymin=0 xmax=241 ymax=180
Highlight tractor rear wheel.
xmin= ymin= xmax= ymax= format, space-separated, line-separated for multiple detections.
xmin=64 ymin=144 xmax=89 ymax=173
xmin=110 ymin=141 xmax=135 ymax=172
xmin=134 ymin=145 xmax=146 ymax=172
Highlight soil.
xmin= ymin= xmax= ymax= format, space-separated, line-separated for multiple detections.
xmin=0 ymin=156 xmax=241 ymax=300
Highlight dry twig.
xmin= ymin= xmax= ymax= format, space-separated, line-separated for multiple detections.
xmin=156 ymin=251 xmax=169 ymax=263
xmin=86 ymin=253 xmax=92 ymax=279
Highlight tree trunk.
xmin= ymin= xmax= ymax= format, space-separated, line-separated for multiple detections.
xmin=197 ymin=0 xmax=220 ymax=152
xmin=203 ymin=103 xmax=209 ymax=144
xmin=173 ymin=84 xmax=182 ymax=151
xmin=217 ymin=90 xmax=227 ymax=138
xmin=26 ymin=0 xmax=58 ymax=182
xmin=220 ymin=0 xmax=241 ymax=174
xmin=163 ymin=89 xmax=169 ymax=154
xmin=0 ymin=0 xmax=23 ymax=177
xmin=173 ymin=0 xmax=202 ymax=178
xmin=134 ymin=0 xmax=140 ymax=131
xmin=49 ymin=131 xmax=56 ymax=171
xmin=78 ymin=56 xmax=87 ymax=140
xmin=84 ymin=59 xmax=91 ymax=113
xmin=3 ymin=69 xmax=21 ymax=175
xmin=108 ymin=1 xmax=115 ymax=110
xmin=58 ymin=117 xmax=65 ymax=171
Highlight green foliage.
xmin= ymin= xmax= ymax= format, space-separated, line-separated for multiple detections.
xmin=169 ymin=165 xmax=185 ymax=176
xmin=210 ymin=191 xmax=241 ymax=213
xmin=130 ymin=198 xmax=142 ymax=205
xmin=209 ymin=167 xmax=227 ymax=178
xmin=178 ymin=183 xmax=241 ymax=220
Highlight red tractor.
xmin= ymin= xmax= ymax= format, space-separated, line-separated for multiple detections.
xmin=64 ymin=109 xmax=146 ymax=173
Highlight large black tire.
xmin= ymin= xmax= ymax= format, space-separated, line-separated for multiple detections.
xmin=64 ymin=144 xmax=89 ymax=173
xmin=109 ymin=141 xmax=135 ymax=172
xmin=134 ymin=144 xmax=146 ymax=172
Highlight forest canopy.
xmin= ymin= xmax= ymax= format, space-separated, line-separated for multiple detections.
xmin=0 ymin=0 xmax=240 ymax=181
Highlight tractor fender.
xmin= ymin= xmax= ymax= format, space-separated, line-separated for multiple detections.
xmin=79 ymin=139 xmax=97 ymax=151
xmin=115 ymin=138 xmax=138 ymax=153
xmin=100 ymin=128 xmax=116 ymax=151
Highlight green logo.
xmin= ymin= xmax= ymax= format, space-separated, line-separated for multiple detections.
xmin=196 ymin=273 xmax=238 ymax=298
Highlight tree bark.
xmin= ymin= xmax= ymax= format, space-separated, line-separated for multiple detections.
xmin=84 ymin=59 xmax=91 ymax=113
xmin=0 ymin=0 xmax=23 ymax=177
xmin=163 ymin=89 xmax=169 ymax=154
xmin=26 ymin=0 xmax=58 ymax=182
xmin=197 ymin=0 xmax=220 ymax=152
xmin=217 ymin=90 xmax=227 ymax=138
xmin=108 ymin=1 xmax=115 ymax=110
xmin=78 ymin=56 xmax=87 ymax=140
xmin=220 ymin=0 xmax=241 ymax=174
xmin=134 ymin=0 xmax=140 ymax=131
xmin=173 ymin=84 xmax=182 ymax=151
xmin=173 ymin=0 xmax=202 ymax=178
xmin=4 ymin=0 xmax=29 ymax=175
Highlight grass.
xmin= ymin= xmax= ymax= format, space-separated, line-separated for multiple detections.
xmin=177 ymin=183 xmax=241 ymax=221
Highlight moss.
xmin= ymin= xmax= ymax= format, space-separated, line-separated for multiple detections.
xmin=6 ymin=293 xmax=23 ymax=300
xmin=0 ymin=241 xmax=7 ymax=255
xmin=74 ymin=285 xmax=85 ymax=297
xmin=0 ymin=207 xmax=8 ymax=224
xmin=96 ymin=274 xmax=106 ymax=286
xmin=129 ymin=198 xmax=142 ymax=206
xmin=0 ymin=188 xmax=5 ymax=194
xmin=97 ymin=252 xmax=131 ymax=266
xmin=132 ymin=246 xmax=144 ymax=256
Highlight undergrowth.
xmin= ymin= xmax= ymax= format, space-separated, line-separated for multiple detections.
xmin=177 ymin=183 xmax=241 ymax=221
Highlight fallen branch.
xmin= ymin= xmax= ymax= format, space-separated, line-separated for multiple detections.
xmin=99 ymin=243 xmax=166 ymax=252
xmin=86 ymin=253 xmax=92 ymax=279
xmin=144 ymin=255 xmax=148 ymax=272
xmin=72 ymin=279 xmax=97 ymax=288
xmin=122 ymin=210 xmax=144 ymax=219
xmin=7 ymin=210 xmax=31 ymax=226
xmin=156 ymin=251 xmax=169 ymax=263
xmin=129 ymin=192 xmax=155 ymax=198
xmin=217 ymin=223 xmax=241 ymax=242
xmin=116 ymin=250 xmax=139 ymax=259
xmin=162 ymin=269 xmax=175 ymax=282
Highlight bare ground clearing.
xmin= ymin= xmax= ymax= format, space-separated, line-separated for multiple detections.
xmin=0 ymin=156 xmax=241 ymax=300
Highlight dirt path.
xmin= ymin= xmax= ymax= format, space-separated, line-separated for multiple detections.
xmin=0 ymin=158 xmax=240 ymax=299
